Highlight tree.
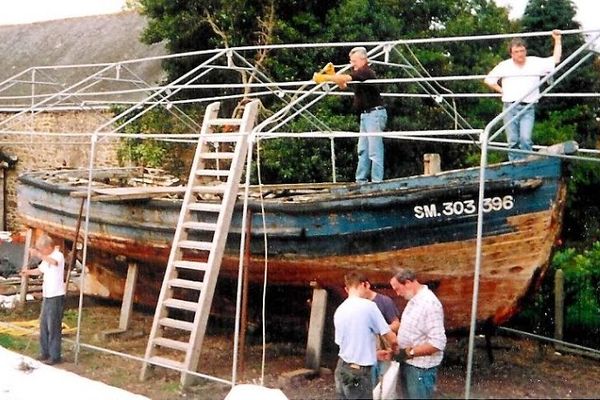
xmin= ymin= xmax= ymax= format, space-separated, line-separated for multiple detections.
xmin=131 ymin=0 xmax=519 ymax=182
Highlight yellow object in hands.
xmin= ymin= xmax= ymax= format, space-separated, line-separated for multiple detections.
xmin=313 ymin=73 xmax=335 ymax=84
xmin=321 ymin=62 xmax=335 ymax=75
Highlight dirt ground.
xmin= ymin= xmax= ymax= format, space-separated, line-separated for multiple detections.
xmin=1 ymin=297 xmax=599 ymax=399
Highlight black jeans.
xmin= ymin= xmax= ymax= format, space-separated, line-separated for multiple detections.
xmin=334 ymin=358 xmax=373 ymax=399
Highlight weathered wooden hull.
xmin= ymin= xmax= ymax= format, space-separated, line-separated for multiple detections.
xmin=17 ymin=157 xmax=566 ymax=329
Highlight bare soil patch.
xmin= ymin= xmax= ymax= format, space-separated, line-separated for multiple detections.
xmin=1 ymin=298 xmax=599 ymax=399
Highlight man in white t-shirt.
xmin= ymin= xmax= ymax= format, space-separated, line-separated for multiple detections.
xmin=484 ymin=30 xmax=562 ymax=161
xmin=334 ymin=271 xmax=397 ymax=399
xmin=21 ymin=233 xmax=66 ymax=365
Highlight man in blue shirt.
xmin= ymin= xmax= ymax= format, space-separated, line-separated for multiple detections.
xmin=334 ymin=271 xmax=397 ymax=399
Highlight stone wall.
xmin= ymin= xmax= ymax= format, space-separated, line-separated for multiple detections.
xmin=0 ymin=111 xmax=120 ymax=231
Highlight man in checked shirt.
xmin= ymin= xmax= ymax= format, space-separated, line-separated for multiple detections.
xmin=389 ymin=268 xmax=446 ymax=399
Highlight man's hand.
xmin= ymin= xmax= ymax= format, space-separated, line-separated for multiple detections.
xmin=552 ymin=29 xmax=562 ymax=42
xmin=377 ymin=349 xmax=393 ymax=361
xmin=394 ymin=348 xmax=412 ymax=363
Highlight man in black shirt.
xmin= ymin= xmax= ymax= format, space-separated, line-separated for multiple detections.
xmin=330 ymin=47 xmax=387 ymax=183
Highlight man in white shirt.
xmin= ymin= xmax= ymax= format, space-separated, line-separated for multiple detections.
xmin=334 ymin=271 xmax=397 ymax=399
xmin=484 ymin=30 xmax=562 ymax=161
xmin=389 ymin=269 xmax=446 ymax=399
xmin=21 ymin=233 xmax=66 ymax=365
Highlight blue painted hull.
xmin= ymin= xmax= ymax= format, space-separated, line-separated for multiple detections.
xmin=17 ymin=156 xmax=566 ymax=329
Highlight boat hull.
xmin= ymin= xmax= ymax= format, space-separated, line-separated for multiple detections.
xmin=17 ymin=157 xmax=566 ymax=330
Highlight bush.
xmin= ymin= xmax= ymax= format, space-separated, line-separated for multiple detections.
xmin=512 ymin=243 xmax=600 ymax=347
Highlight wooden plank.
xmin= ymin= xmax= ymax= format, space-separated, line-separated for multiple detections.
xmin=71 ymin=186 xmax=186 ymax=201
xmin=118 ymin=262 xmax=138 ymax=331
xmin=18 ymin=229 xmax=32 ymax=304
xmin=305 ymin=287 xmax=327 ymax=371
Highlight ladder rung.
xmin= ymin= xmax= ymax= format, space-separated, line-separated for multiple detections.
xmin=199 ymin=152 xmax=235 ymax=159
xmin=187 ymin=202 xmax=222 ymax=213
xmin=159 ymin=317 xmax=194 ymax=331
xmin=153 ymin=337 xmax=190 ymax=352
xmin=203 ymin=136 xmax=240 ymax=143
xmin=164 ymin=298 xmax=198 ymax=311
xmin=196 ymin=169 xmax=231 ymax=177
xmin=192 ymin=185 xmax=227 ymax=194
xmin=178 ymin=240 xmax=213 ymax=251
xmin=147 ymin=356 xmax=185 ymax=370
xmin=209 ymin=118 xmax=242 ymax=125
xmin=173 ymin=260 xmax=209 ymax=271
xmin=182 ymin=221 xmax=217 ymax=231
xmin=168 ymin=279 xmax=204 ymax=291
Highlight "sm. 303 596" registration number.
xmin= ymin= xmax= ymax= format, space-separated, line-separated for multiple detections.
xmin=414 ymin=195 xmax=515 ymax=219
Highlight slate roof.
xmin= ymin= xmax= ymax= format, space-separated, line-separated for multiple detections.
xmin=0 ymin=12 xmax=167 ymax=109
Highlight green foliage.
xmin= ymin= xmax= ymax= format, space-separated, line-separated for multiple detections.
xmin=115 ymin=106 xmax=200 ymax=175
xmin=0 ymin=334 xmax=29 ymax=351
xmin=258 ymin=111 xmax=357 ymax=183
xmin=512 ymin=243 xmax=600 ymax=345
xmin=552 ymin=244 xmax=600 ymax=331
xmin=136 ymin=0 xmax=518 ymax=182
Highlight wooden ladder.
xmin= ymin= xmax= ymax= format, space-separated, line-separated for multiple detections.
xmin=140 ymin=100 xmax=259 ymax=386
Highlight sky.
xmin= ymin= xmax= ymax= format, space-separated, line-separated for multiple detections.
xmin=0 ymin=0 xmax=598 ymax=30
xmin=494 ymin=0 xmax=600 ymax=29
xmin=0 ymin=0 xmax=125 ymax=25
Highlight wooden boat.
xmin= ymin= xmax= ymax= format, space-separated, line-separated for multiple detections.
xmin=16 ymin=154 xmax=567 ymax=330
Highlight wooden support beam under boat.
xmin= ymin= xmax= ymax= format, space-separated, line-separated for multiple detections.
xmin=305 ymin=282 xmax=328 ymax=372
xmin=98 ymin=262 xmax=141 ymax=339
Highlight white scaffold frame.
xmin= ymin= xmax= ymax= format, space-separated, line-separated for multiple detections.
xmin=2 ymin=28 xmax=600 ymax=398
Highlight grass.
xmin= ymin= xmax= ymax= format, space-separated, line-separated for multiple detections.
xmin=0 ymin=333 xmax=34 ymax=352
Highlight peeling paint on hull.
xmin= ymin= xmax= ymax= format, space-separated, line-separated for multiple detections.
xmin=17 ymin=158 xmax=566 ymax=329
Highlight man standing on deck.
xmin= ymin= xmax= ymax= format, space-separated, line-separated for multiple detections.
xmin=21 ymin=234 xmax=66 ymax=365
xmin=314 ymin=47 xmax=387 ymax=183
xmin=389 ymin=268 xmax=446 ymax=399
xmin=484 ymin=30 xmax=562 ymax=161
xmin=334 ymin=271 xmax=397 ymax=399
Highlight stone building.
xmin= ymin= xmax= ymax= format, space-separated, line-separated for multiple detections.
xmin=0 ymin=12 xmax=166 ymax=230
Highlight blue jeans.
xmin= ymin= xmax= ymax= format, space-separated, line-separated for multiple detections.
xmin=503 ymin=102 xmax=535 ymax=161
xmin=401 ymin=363 xmax=438 ymax=399
xmin=371 ymin=360 xmax=390 ymax=387
xmin=40 ymin=295 xmax=65 ymax=362
xmin=356 ymin=108 xmax=387 ymax=183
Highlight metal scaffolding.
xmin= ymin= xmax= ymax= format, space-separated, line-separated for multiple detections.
xmin=2 ymin=28 xmax=600 ymax=397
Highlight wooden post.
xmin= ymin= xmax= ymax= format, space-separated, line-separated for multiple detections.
xmin=65 ymin=198 xmax=86 ymax=290
xmin=423 ymin=153 xmax=441 ymax=175
xmin=18 ymin=229 xmax=33 ymax=304
xmin=554 ymin=269 xmax=564 ymax=343
xmin=119 ymin=262 xmax=139 ymax=331
xmin=305 ymin=282 xmax=327 ymax=371
xmin=98 ymin=261 xmax=139 ymax=340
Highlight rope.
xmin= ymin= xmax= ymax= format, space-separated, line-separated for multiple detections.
xmin=254 ymin=137 xmax=271 ymax=385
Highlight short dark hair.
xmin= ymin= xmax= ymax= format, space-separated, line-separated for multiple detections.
xmin=344 ymin=271 xmax=368 ymax=288
xmin=508 ymin=37 xmax=527 ymax=54
xmin=393 ymin=268 xmax=416 ymax=284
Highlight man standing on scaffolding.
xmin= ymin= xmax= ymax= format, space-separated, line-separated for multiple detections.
xmin=314 ymin=47 xmax=387 ymax=182
xmin=484 ymin=30 xmax=562 ymax=161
